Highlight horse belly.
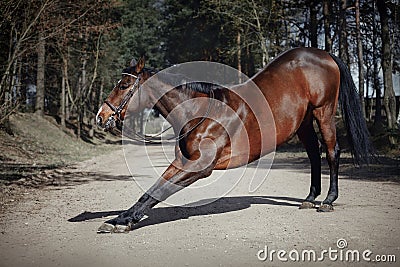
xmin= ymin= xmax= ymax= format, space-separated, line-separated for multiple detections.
xmin=214 ymin=116 xmax=276 ymax=170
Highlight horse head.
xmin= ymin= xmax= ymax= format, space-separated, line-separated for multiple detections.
xmin=96 ymin=57 xmax=153 ymax=131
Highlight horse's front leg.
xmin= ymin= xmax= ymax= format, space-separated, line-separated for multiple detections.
xmin=97 ymin=155 xmax=215 ymax=233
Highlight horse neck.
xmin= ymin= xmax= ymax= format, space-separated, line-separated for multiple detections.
xmin=153 ymin=88 xmax=204 ymax=134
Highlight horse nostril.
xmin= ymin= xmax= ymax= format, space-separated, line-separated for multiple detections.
xmin=97 ymin=116 xmax=103 ymax=127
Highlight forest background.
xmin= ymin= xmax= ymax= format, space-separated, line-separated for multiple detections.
xmin=0 ymin=0 xmax=399 ymax=147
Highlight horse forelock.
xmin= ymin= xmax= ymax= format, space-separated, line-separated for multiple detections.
xmin=122 ymin=66 xmax=135 ymax=74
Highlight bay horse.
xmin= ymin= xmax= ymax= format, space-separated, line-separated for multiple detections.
xmin=96 ymin=47 xmax=373 ymax=233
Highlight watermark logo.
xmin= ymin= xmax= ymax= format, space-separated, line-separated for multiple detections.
xmin=336 ymin=238 xmax=348 ymax=249
xmin=257 ymin=238 xmax=397 ymax=263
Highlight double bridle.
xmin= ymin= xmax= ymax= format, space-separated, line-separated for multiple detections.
xmin=104 ymin=71 xmax=214 ymax=143
xmin=131 ymin=89 xmax=214 ymax=144
xmin=104 ymin=72 xmax=141 ymax=129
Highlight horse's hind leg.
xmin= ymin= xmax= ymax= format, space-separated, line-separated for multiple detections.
xmin=313 ymin=108 xmax=340 ymax=212
xmin=297 ymin=115 xmax=321 ymax=209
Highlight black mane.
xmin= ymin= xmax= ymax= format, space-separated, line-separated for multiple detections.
xmin=122 ymin=65 xmax=219 ymax=94
xmin=156 ymin=71 xmax=218 ymax=94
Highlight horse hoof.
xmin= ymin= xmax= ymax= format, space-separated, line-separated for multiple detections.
xmin=299 ymin=201 xmax=315 ymax=209
xmin=317 ymin=203 xmax=334 ymax=212
xmin=97 ymin=223 xmax=131 ymax=233
xmin=97 ymin=223 xmax=115 ymax=233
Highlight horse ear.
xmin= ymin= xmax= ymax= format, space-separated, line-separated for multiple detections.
xmin=135 ymin=56 xmax=145 ymax=73
xmin=130 ymin=58 xmax=137 ymax=67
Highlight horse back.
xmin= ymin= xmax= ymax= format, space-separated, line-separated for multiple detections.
xmin=252 ymin=47 xmax=340 ymax=145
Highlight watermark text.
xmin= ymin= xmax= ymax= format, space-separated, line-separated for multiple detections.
xmin=257 ymin=239 xmax=396 ymax=263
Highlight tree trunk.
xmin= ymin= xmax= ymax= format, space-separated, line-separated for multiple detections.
xmin=88 ymin=85 xmax=96 ymax=138
xmin=17 ymin=59 xmax=23 ymax=109
xmin=60 ymin=61 xmax=66 ymax=127
xmin=77 ymin=33 xmax=88 ymax=139
xmin=62 ymin=47 xmax=72 ymax=122
xmin=10 ymin=57 xmax=18 ymax=104
xmin=35 ymin=32 xmax=45 ymax=115
xmin=66 ymin=91 xmax=70 ymax=122
xmin=2 ymin=24 xmax=15 ymax=103
xmin=77 ymin=75 xmax=82 ymax=139
xmin=98 ymin=77 xmax=104 ymax=109
xmin=365 ymin=62 xmax=371 ymax=121
xmin=87 ymin=33 xmax=101 ymax=138
xmin=309 ymin=0 xmax=318 ymax=48
xmin=5 ymin=27 xmax=15 ymax=106
xmin=397 ymin=108 xmax=400 ymax=129
xmin=377 ymin=0 xmax=397 ymax=141
xmin=245 ymin=43 xmax=250 ymax=76
xmin=251 ymin=0 xmax=267 ymax=66
xmin=373 ymin=1 xmax=383 ymax=128
xmin=323 ymin=0 xmax=332 ymax=52
xmin=339 ymin=0 xmax=349 ymax=66
xmin=261 ymin=35 xmax=268 ymax=67
xmin=355 ymin=0 xmax=366 ymax=117
xmin=237 ymin=30 xmax=242 ymax=82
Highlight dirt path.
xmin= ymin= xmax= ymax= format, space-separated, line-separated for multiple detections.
xmin=0 ymin=143 xmax=399 ymax=267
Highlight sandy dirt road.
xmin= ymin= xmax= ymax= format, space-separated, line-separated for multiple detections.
xmin=0 ymin=143 xmax=399 ymax=267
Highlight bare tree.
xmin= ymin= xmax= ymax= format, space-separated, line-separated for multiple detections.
xmin=377 ymin=0 xmax=397 ymax=144
xmin=0 ymin=0 xmax=52 ymax=107
xmin=35 ymin=31 xmax=45 ymax=115
xmin=323 ymin=0 xmax=332 ymax=52
xmin=206 ymin=0 xmax=274 ymax=67
xmin=309 ymin=0 xmax=319 ymax=48
xmin=339 ymin=0 xmax=349 ymax=66
xmin=355 ymin=0 xmax=366 ymax=117
xmin=373 ymin=0 xmax=383 ymax=127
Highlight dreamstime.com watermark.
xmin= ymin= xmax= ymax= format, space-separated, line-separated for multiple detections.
xmin=257 ymin=238 xmax=397 ymax=263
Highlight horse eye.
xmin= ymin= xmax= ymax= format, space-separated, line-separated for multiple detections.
xmin=119 ymin=83 xmax=129 ymax=90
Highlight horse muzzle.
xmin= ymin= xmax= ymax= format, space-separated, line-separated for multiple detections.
xmin=104 ymin=116 xmax=116 ymax=131
xmin=96 ymin=116 xmax=103 ymax=127
xmin=96 ymin=112 xmax=117 ymax=131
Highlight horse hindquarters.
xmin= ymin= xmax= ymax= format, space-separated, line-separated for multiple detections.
xmin=287 ymin=49 xmax=341 ymax=211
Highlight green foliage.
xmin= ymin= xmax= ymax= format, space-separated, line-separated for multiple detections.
xmin=162 ymin=0 xmax=225 ymax=64
xmin=114 ymin=0 xmax=165 ymax=68
xmin=0 ymin=0 xmax=399 ymax=136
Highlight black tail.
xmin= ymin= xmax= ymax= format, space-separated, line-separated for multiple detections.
xmin=329 ymin=53 xmax=375 ymax=165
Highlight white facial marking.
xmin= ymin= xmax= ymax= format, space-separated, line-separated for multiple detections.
xmin=96 ymin=106 xmax=103 ymax=122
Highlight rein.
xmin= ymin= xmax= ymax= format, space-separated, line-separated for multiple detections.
xmin=132 ymin=89 xmax=214 ymax=144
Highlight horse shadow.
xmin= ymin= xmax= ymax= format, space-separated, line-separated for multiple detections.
xmin=68 ymin=195 xmax=304 ymax=230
